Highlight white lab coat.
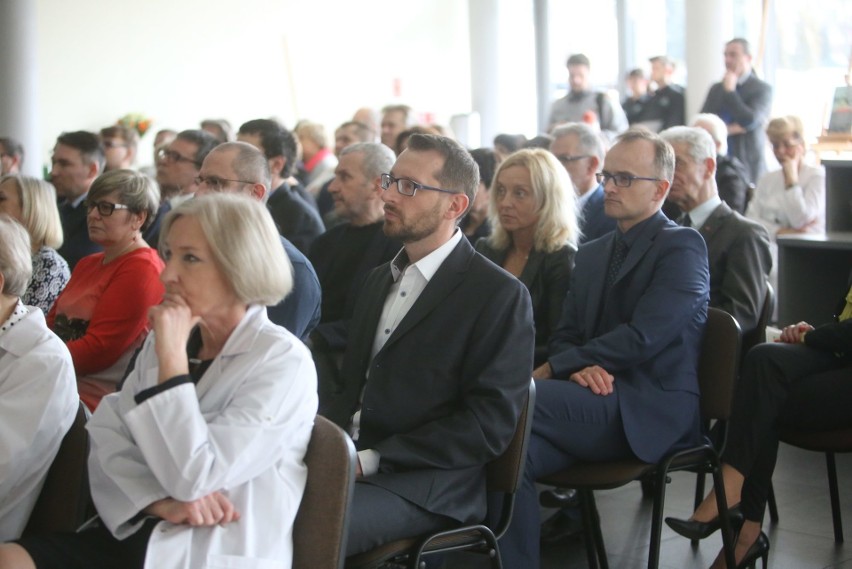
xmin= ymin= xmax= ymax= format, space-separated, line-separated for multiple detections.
xmin=0 ymin=306 xmax=78 ymax=541
xmin=87 ymin=305 xmax=317 ymax=569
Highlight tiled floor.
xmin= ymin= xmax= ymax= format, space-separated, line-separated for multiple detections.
xmin=445 ymin=444 xmax=852 ymax=568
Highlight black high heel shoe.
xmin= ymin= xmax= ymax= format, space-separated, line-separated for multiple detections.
xmin=664 ymin=505 xmax=743 ymax=540
xmin=736 ymin=531 xmax=769 ymax=569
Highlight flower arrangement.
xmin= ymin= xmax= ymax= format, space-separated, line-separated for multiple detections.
xmin=118 ymin=113 xmax=153 ymax=137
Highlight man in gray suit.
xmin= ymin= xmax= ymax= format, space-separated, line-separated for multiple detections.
xmin=661 ymin=126 xmax=771 ymax=337
xmin=700 ymin=38 xmax=773 ymax=184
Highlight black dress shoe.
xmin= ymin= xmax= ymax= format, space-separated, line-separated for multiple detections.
xmin=540 ymin=508 xmax=584 ymax=544
xmin=664 ymin=505 xmax=743 ymax=540
xmin=736 ymin=531 xmax=769 ymax=569
xmin=539 ymin=487 xmax=579 ymax=508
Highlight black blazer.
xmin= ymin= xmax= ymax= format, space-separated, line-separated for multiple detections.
xmin=266 ymin=183 xmax=325 ymax=254
xmin=321 ymin=237 xmax=534 ymax=523
xmin=57 ymin=200 xmax=102 ymax=270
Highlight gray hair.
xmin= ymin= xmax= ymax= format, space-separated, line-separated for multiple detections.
xmin=213 ymin=142 xmax=272 ymax=191
xmin=340 ymin=142 xmax=395 ymax=181
xmin=550 ymin=122 xmax=606 ymax=162
xmin=88 ymin=170 xmax=160 ymax=232
xmin=160 ymin=193 xmax=293 ymax=306
xmin=660 ymin=126 xmax=717 ymax=165
xmin=613 ymin=128 xmax=675 ymax=183
xmin=691 ymin=113 xmax=728 ymax=155
xmin=0 ymin=216 xmax=32 ymax=297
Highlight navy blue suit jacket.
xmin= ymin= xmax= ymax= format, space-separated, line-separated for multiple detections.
xmin=57 ymin=199 xmax=102 ymax=270
xmin=578 ymin=185 xmax=616 ymax=245
xmin=548 ymin=211 xmax=709 ymax=463
xmin=267 ymin=236 xmax=321 ymax=341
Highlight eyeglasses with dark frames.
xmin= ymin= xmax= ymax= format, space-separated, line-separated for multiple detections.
xmin=596 ymin=171 xmax=664 ymax=188
xmin=157 ymin=148 xmax=200 ymax=166
xmin=380 ymin=173 xmax=458 ymax=197
xmin=85 ymin=200 xmax=131 ymax=217
xmin=194 ymin=175 xmax=257 ymax=192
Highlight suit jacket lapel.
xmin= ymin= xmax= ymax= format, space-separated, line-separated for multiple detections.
xmin=612 ymin=213 xmax=668 ymax=286
xmin=698 ymin=202 xmax=732 ymax=241
xmin=586 ymin=236 xmax=611 ymax=335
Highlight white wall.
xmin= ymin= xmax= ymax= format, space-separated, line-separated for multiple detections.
xmin=35 ymin=0 xmax=473 ymax=168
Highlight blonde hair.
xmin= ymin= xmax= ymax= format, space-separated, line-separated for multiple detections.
xmin=766 ymin=115 xmax=805 ymax=147
xmin=487 ymin=148 xmax=579 ymax=253
xmin=0 ymin=215 xmax=32 ymax=296
xmin=160 ymin=194 xmax=293 ymax=306
xmin=0 ymin=175 xmax=63 ymax=251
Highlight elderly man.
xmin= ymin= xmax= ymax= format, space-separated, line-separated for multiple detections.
xmin=0 ymin=138 xmax=24 ymax=175
xmin=550 ymin=123 xmax=616 ymax=243
xmin=692 ymin=112 xmax=751 ymax=215
xmin=547 ymin=53 xmax=628 ymax=140
xmin=51 ymin=131 xmax=105 ymax=269
xmin=661 ymin=126 xmax=771 ymax=338
xmin=194 ymin=142 xmax=321 ymax=340
xmin=237 ymin=119 xmax=325 ymax=254
xmin=320 ymin=134 xmax=534 ymax=556
xmin=501 ymin=129 xmax=710 ymax=567
xmin=700 ymin=38 xmax=773 ymax=184
xmin=315 ymin=121 xmax=378 ymax=223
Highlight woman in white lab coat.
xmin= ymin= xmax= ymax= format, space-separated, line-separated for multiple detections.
xmin=0 ymin=216 xmax=77 ymax=542
xmin=2 ymin=194 xmax=318 ymax=569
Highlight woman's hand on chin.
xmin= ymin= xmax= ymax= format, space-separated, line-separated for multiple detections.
xmin=149 ymin=293 xmax=201 ymax=383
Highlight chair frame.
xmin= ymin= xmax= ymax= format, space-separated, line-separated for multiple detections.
xmin=345 ymin=381 xmax=536 ymax=569
xmin=538 ymin=308 xmax=742 ymax=569
xmin=293 ymin=415 xmax=358 ymax=569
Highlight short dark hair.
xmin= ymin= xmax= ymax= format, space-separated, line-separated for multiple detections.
xmin=100 ymin=124 xmax=139 ymax=153
xmin=469 ymin=148 xmax=497 ymax=189
xmin=56 ymin=131 xmax=104 ymax=170
xmin=727 ymin=38 xmax=751 ymax=56
xmin=0 ymin=137 xmax=24 ymax=165
xmin=238 ymin=119 xmax=298 ymax=178
xmin=176 ymin=129 xmax=219 ymax=167
xmin=493 ymin=133 xmax=527 ymax=153
xmin=406 ymin=134 xmax=479 ymax=218
xmin=566 ymin=53 xmax=590 ymax=68
xmin=627 ymin=68 xmax=646 ymax=79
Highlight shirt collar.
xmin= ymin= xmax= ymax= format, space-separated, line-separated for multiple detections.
xmin=737 ymin=70 xmax=752 ymax=86
xmin=0 ymin=299 xmax=29 ymax=340
xmin=70 ymin=192 xmax=88 ymax=208
xmin=687 ymin=195 xmax=722 ymax=229
xmin=390 ymin=229 xmax=463 ymax=282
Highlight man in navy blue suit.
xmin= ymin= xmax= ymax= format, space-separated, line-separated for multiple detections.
xmin=500 ymin=128 xmax=710 ymax=567
xmin=550 ymin=123 xmax=616 ymax=244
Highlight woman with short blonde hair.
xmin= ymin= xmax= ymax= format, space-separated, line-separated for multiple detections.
xmin=0 ymin=175 xmax=70 ymax=313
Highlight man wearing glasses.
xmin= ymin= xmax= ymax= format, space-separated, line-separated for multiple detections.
xmin=155 ymin=129 xmax=219 ymax=209
xmin=500 ymin=128 xmax=710 ymax=568
xmin=52 ymin=131 xmax=105 ymax=269
xmin=550 ymin=122 xmax=616 ymax=244
xmin=320 ymin=134 xmax=534 ymax=556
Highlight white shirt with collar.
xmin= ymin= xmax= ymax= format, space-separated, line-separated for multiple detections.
xmin=687 ymin=195 xmax=723 ymax=230
xmin=355 ymin=228 xmax=464 ymax=475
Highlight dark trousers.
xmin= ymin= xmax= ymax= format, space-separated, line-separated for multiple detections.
xmin=499 ymin=379 xmax=634 ymax=569
xmin=724 ymin=342 xmax=852 ymax=521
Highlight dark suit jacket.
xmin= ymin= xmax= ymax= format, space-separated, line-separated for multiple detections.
xmin=309 ymin=222 xmax=401 ymax=349
xmin=321 ymin=237 xmax=534 ymax=524
xmin=716 ymin=154 xmax=750 ymax=214
xmin=267 ymin=236 xmax=321 ymax=341
xmin=548 ymin=212 xmax=709 ymax=463
xmin=475 ymin=240 xmax=575 ymax=364
xmin=57 ymin=199 xmax=102 ymax=270
xmin=701 ymin=73 xmax=773 ymax=184
xmin=805 ymin=276 xmax=852 ymax=362
xmin=697 ymin=202 xmax=771 ymax=336
xmin=579 ymin=185 xmax=616 ymax=244
xmin=266 ymin=183 xmax=325 ymax=254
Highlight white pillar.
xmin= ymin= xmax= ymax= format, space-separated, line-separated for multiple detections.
xmin=469 ymin=0 xmax=502 ymax=147
xmin=685 ymin=0 xmax=734 ymax=122
xmin=0 ymin=0 xmax=42 ymax=177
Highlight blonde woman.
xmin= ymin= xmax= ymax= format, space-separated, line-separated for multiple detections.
xmin=475 ymin=148 xmax=580 ymax=364
xmin=0 ymin=175 xmax=69 ymax=313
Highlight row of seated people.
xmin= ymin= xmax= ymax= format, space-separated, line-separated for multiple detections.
xmin=0 ymin=120 xmax=840 ymax=564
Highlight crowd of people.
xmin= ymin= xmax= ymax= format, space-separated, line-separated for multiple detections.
xmin=0 ymin=35 xmax=846 ymax=569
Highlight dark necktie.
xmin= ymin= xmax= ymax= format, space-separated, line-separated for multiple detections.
xmin=605 ymin=238 xmax=628 ymax=289
xmin=679 ymin=213 xmax=692 ymax=228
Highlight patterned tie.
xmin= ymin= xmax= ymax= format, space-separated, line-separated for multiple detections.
xmin=605 ymin=238 xmax=628 ymax=289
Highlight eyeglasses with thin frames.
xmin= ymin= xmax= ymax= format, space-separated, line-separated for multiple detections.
xmin=157 ymin=148 xmax=199 ymax=166
xmin=596 ymin=171 xmax=663 ymax=188
xmin=85 ymin=200 xmax=131 ymax=216
xmin=194 ymin=175 xmax=257 ymax=192
xmin=380 ymin=173 xmax=457 ymax=197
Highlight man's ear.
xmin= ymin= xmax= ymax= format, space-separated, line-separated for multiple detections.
xmin=86 ymin=159 xmax=100 ymax=181
xmin=446 ymin=192 xmax=470 ymax=221
xmin=249 ymin=183 xmax=267 ymax=201
xmin=654 ymin=179 xmax=671 ymax=202
xmin=703 ymin=156 xmax=717 ymax=180
xmin=585 ymin=155 xmax=600 ymax=176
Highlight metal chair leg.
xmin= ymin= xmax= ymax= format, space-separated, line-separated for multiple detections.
xmin=826 ymin=452 xmax=844 ymax=543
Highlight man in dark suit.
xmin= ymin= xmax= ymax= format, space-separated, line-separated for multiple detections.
xmin=195 ymin=142 xmax=321 ymax=340
xmin=52 ymin=131 xmax=105 ymax=269
xmin=320 ymin=134 xmax=534 ymax=556
xmin=550 ymin=123 xmax=616 ymax=244
xmin=700 ymin=38 xmax=773 ymax=184
xmin=661 ymin=126 xmax=771 ymax=337
xmin=237 ymin=119 xmax=324 ymax=254
xmin=500 ymin=129 xmax=710 ymax=567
